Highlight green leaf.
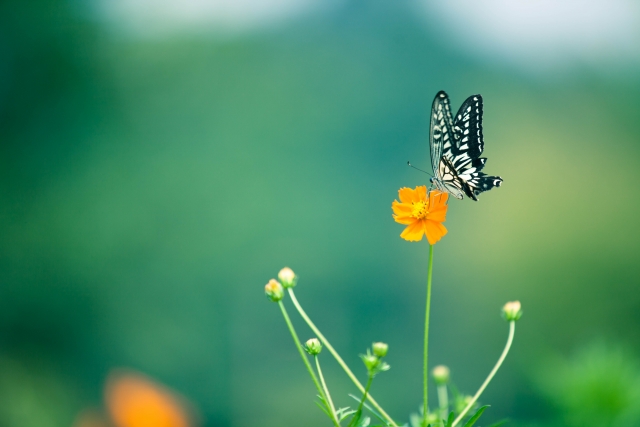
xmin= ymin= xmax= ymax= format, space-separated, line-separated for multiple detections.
xmin=341 ymin=411 xmax=357 ymax=422
xmin=445 ymin=411 xmax=455 ymax=427
xmin=486 ymin=419 xmax=508 ymax=427
xmin=337 ymin=407 xmax=357 ymax=421
xmin=462 ymin=405 xmax=490 ymax=427
xmin=358 ymin=416 xmax=371 ymax=427
xmin=315 ymin=400 xmax=332 ymax=418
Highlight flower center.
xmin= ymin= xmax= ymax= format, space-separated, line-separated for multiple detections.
xmin=412 ymin=201 xmax=429 ymax=220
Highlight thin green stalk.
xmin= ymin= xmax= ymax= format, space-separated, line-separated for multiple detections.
xmin=349 ymin=374 xmax=374 ymax=427
xmin=315 ymin=356 xmax=339 ymax=425
xmin=423 ymin=244 xmax=434 ymax=426
xmin=437 ymin=384 xmax=448 ymax=422
xmin=278 ymin=301 xmax=340 ymax=427
xmin=451 ymin=321 xmax=516 ymax=427
xmin=287 ymin=288 xmax=399 ymax=427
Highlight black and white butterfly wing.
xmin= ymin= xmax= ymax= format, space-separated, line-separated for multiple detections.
xmin=428 ymin=91 xmax=503 ymax=201
xmin=449 ymin=94 xmax=503 ymax=200
xmin=429 ymin=91 xmax=464 ymax=199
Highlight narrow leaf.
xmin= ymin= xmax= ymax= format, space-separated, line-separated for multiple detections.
xmin=445 ymin=411 xmax=455 ymax=427
xmin=463 ymin=405 xmax=490 ymax=427
xmin=315 ymin=400 xmax=332 ymax=418
xmin=339 ymin=410 xmax=357 ymax=422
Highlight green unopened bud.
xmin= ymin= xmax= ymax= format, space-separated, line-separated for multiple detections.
xmin=264 ymin=279 xmax=284 ymax=302
xmin=372 ymin=342 xmax=388 ymax=358
xmin=432 ymin=365 xmax=450 ymax=385
xmin=278 ymin=267 xmax=297 ymax=288
xmin=425 ymin=412 xmax=439 ymax=425
xmin=502 ymin=300 xmax=522 ymax=321
xmin=455 ymin=395 xmax=475 ymax=414
xmin=361 ymin=353 xmax=379 ymax=371
xmin=304 ymin=338 xmax=322 ymax=355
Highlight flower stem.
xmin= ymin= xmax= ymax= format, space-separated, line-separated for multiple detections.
xmin=287 ymin=288 xmax=399 ymax=427
xmin=315 ymin=355 xmax=339 ymax=425
xmin=423 ymin=244 xmax=434 ymax=426
xmin=277 ymin=301 xmax=340 ymax=427
xmin=349 ymin=374 xmax=374 ymax=427
xmin=437 ymin=384 xmax=448 ymax=422
xmin=451 ymin=321 xmax=516 ymax=427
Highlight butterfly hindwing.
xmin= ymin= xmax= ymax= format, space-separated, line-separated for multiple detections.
xmin=464 ymin=173 xmax=503 ymax=200
xmin=437 ymin=157 xmax=465 ymax=200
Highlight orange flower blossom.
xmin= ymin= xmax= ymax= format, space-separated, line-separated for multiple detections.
xmin=392 ymin=186 xmax=448 ymax=244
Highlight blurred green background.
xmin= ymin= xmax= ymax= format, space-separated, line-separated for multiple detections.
xmin=1 ymin=0 xmax=640 ymax=426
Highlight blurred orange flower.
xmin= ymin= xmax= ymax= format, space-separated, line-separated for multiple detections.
xmin=392 ymin=186 xmax=448 ymax=244
xmin=105 ymin=370 xmax=192 ymax=427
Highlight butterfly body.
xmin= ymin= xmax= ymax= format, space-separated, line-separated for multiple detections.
xmin=429 ymin=91 xmax=503 ymax=201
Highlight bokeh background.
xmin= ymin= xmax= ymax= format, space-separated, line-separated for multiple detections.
xmin=1 ymin=0 xmax=640 ymax=426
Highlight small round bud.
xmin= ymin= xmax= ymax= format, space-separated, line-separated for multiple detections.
xmin=502 ymin=300 xmax=522 ymax=322
xmin=362 ymin=354 xmax=379 ymax=371
xmin=264 ymin=279 xmax=284 ymax=302
xmin=304 ymin=338 xmax=322 ymax=355
xmin=425 ymin=412 xmax=439 ymax=425
xmin=372 ymin=342 xmax=388 ymax=358
xmin=278 ymin=267 xmax=297 ymax=288
xmin=455 ymin=395 xmax=475 ymax=414
xmin=432 ymin=365 xmax=450 ymax=385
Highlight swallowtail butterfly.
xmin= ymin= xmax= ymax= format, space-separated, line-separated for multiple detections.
xmin=429 ymin=91 xmax=503 ymax=201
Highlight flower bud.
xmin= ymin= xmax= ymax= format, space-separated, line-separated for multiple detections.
xmin=304 ymin=338 xmax=322 ymax=355
xmin=432 ymin=365 xmax=450 ymax=385
xmin=502 ymin=300 xmax=522 ymax=322
xmin=278 ymin=267 xmax=297 ymax=288
xmin=361 ymin=354 xmax=379 ymax=371
xmin=264 ymin=279 xmax=284 ymax=302
xmin=455 ymin=395 xmax=475 ymax=414
xmin=425 ymin=412 xmax=439 ymax=425
xmin=372 ymin=342 xmax=388 ymax=358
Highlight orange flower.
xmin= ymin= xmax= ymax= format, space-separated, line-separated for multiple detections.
xmin=105 ymin=370 xmax=192 ymax=427
xmin=392 ymin=186 xmax=448 ymax=244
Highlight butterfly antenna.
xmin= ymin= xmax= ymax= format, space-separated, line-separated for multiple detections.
xmin=407 ymin=161 xmax=433 ymax=177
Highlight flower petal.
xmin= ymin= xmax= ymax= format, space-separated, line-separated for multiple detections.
xmin=398 ymin=188 xmax=415 ymax=204
xmin=429 ymin=190 xmax=448 ymax=208
xmin=424 ymin=220 xmax=448 ymax=245
xmin=392 ymin=200 xmax=412 ymax=215
xmin=394 ymin=215 xmax=414 ymax=225
xmin=392 ymin=201 xmax=414 ymax=224
xmin=412 ymin=186 xmax=427 ymax=203
xmin=426 ymin=205 xmax=447 ymax=223
xmin=400 ymin=220 xmax=425 ymax=241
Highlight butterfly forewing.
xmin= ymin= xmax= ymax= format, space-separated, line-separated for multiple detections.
xmin=429 ymin=91 xmax=455 ymax=174
xmin=452 ymin=95 xmax=484 ymax=158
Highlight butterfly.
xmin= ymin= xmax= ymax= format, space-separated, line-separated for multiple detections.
xmin=429 ymin=90 xmax=503 ymax=201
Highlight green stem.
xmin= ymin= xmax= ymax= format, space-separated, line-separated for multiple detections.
xmin=315 ymin=355 xmax=339 ymax=426
xmin=451 ymin=321 xmax=516 ymax=427
xmin=287 ymin=288 xmax=399 ymax=427
xmin=349 ymin=374 xmax=374 ymax=427
xmin=278 ymin=301 xmax=340 ymax=427
xmin=423 ymin=244 xmax=434 ymax=426
xmin=437 ymin=384 xmax=448 ymax=422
